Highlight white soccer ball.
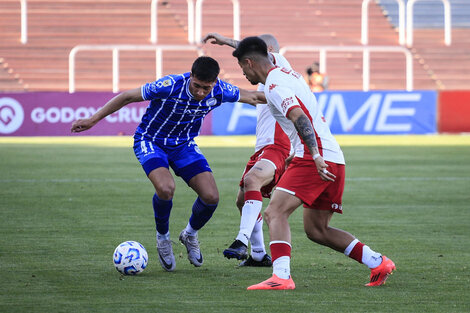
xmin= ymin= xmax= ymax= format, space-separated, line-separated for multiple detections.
xmin=113 ymin=241 xmax=148 ymax=275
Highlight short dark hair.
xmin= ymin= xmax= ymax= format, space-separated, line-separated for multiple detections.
xmin=191 ymin=56 xmax=220 ymax=82
xmin=232 ymin=36 xmax=268 ymax=61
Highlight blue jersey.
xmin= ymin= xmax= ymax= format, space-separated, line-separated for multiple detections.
xmin=135 ymin=72 xmax=240 ymax=146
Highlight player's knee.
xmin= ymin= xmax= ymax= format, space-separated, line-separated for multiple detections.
xmin=200 ymin=191 xmax=219 ymax=205
xmin=263 ymin=209 xmax=272 ymax=226
xmin=305 ymin=226 xmax=327 ymax=244
xmin=155 ymin=184 xmax=175 ymax=200
xmin=243 ymin=172 xmax=263 ymax=190
xmin=263 ymin=206 xmax=277 ymax=226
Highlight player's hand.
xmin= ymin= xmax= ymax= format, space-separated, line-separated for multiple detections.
xmin=314 ymin=156 xmax=336 ymax=182
xmin=71 ymin=118 xmax=95 ymax=133
xmin=201 ymin=32 xmax=226 ymax=45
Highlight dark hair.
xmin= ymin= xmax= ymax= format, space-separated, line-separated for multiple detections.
xmin=232 ymin=36 xmax=268 ymax=61
xmin=191 ymin=56 xmax=220 ymax=82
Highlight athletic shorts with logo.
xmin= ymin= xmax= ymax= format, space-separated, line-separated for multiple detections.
xmin=239 ymin=144 xmax=290 ymax=198
xmin=134 ymin=139 xmax=211 ymax=184
xmin=275 ymin=157 xmax=345 ymax=213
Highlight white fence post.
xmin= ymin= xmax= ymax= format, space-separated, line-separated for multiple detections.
xmin=195 ymin=0 xmax=204 ymax=43
xmin=150 ymin=0 xmax=158 ymax=44
xmin=69 ymin=45 xmax=203 ymax=93
xmin=20 ymin=0 xmax=27 ymax=44
xmin=231 ymin=0 xmax=240 ymax=40
xmin=407 ymin=0 xmax=451 ymax=47
xmin=187 ymin=0 xmax=195 ymax=43
xmin=112 ymin=49 xmax=119 ymax=93
xmin=152 ymin=0 xmax=195 ymax=44
xmin=195 ymin=0 xmax=240 ymax=43
xmin=279 ymin=45 xmax=413 ymax=91
xmin=362 ymin=0 xmax=405 ymax=46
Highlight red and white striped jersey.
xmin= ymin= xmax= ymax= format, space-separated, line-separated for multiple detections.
xmin=254 ymin=53 xmax=291 ymax=152
xmin=264 ymin=66 xmax=345 ymax=164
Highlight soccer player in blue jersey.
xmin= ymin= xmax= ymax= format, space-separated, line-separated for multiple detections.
xmin=71 ymin=56 xmax=266 ymax=272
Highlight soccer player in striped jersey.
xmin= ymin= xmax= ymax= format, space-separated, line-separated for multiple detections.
xmin=203 ymin=33 xmax=292 ymax=267
xmin=71 ymin=56 xmax=266 ymax=272
xmin=232 ymin=37 xmax=396 ymax=290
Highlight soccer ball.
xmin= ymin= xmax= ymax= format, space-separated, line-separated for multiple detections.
xmin=113 ymin=241 xmax=148 ymax=275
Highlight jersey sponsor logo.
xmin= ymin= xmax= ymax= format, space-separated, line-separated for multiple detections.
xmin=281 ymin=97 xmax=294 ymax=113
xmin=175 ymin=107 xmax=207 ymax=116
xmin=269 ymin=84 xmax=277 ymax=92
xmin=291 ymin=71 xmax=302 ymax=79
xmin=280 ymin=68 xmax=301 ymax=79
xmin=0 ymin=97 xmax=24 ymax=134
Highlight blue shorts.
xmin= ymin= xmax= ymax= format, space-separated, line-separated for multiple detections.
xmin=133 ymin=139 xmax=212 ymax=184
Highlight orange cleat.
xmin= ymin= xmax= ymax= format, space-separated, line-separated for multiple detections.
xmin=247 ymin=274 xmax=296 ymax=290
xmin=366 ymin=256 xmax=396 ymax=286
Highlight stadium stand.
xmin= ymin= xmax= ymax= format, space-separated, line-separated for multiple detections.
xmin=0 ymin=0 xmax=468 ymax=92
xmin=377 ymin=0 xmax=470 ymax=90
xmin=0 ymin=0 xmax=192 ymax=91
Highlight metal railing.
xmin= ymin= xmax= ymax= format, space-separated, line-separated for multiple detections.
xmin=362 ymin=0 xmax=405 ymax=45
xmin=195 ymin=0 xmax=240 ymax=43
xmin=69 ymin=44 xmax=203 ymax=93
xmin=151 ymin=0 xmax=240 ymax=44
xmin=20 ymin=0 xmax=27 ymax=44
xmin=151 ymin=0 xmax=195 ymax=44
xmin=406 ymin=0 xmax=451 ymax=47
xmin=279 ymin=45 xmax=414 ymax=91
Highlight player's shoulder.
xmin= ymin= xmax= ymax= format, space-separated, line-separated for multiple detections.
xmin=270 ymin=53 xmax=291 ymax=69
xmin=215 ymin=78 xmax=239 ymax=94
xmin=163 ymin=73 xmax=188 ymax=86
xmin=146 ymin=73 xmax=185 ymax=89
xmin=267 ymin=67 xmax=291 ymax=83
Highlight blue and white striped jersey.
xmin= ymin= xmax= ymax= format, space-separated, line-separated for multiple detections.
xmin=134 ymin=72 xmax=240 ymax=146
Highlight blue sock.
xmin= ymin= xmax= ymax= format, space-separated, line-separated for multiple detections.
xmin=153 ymin=193 xmax=173 ymax=235
xmin=189 ymin=197 xmax=218 ymax=230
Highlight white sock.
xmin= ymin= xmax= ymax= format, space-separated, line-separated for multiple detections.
xmin=157 ymin=231 xmax=170 ymax=241
xmin=273 ymin=256 xmax=291 ymax=279
xmin=249 ymin=215 xmax=266 ymax=261
xmin=184 ymin=222 xmax=198 ymax=237
xmin=235 ymin=198 xmax=262 ymax=246
xmin=344 ymin=238 xmax=359 ymax=256
xmin=362 ymin=245 xmax=382 ymax=269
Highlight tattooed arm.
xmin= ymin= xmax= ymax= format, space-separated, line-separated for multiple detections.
xmin=202 ymin=33 xmax=239 ymax=48
xmin=287 ymin=107 xmax=336 ymax=182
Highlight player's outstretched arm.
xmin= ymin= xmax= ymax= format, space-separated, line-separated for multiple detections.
xmin=202 ymin=32 xmax=239 ymax=48
xmin=238 ymin=89 xmax=266 ymax=106
xmin=71 ymin=88 xmax=143 ymax=133
xmin=288 ymin=107 xmax=335 ymax=182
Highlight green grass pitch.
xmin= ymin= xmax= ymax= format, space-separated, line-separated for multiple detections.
xmin=0 ymin=136 xmax=469 ymax=312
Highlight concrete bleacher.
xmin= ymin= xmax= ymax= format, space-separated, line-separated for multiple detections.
xmin=379 ymin=0 xmax=470 ymax=28
xmin=199 ymin=0 xmax=434 ymax=90
xmin=0 ymin=0 xmax=192 ymax=92
xmin=377 ymin=0 xmax=470 ymax=90
xmin=0 ymin=0 xmax=468 ymax=92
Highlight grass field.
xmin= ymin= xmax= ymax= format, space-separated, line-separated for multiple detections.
xmin=1 ymin=136 xmax=469 ymax=313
